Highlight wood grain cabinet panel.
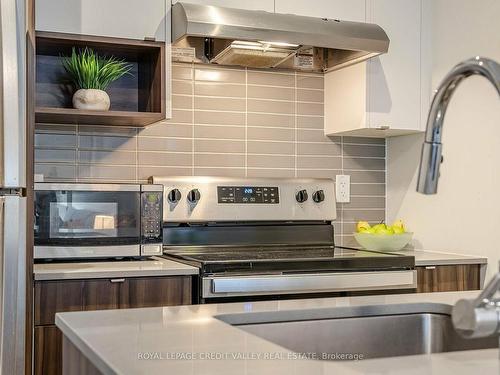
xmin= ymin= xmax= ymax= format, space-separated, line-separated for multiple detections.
xmin=34 ymin=326 xmax=62 ymax=375
xmin=416 ymin=264 xmax=481 ymax=293
xmin=34 ymin=280 xmax=84 ymax=325
xmin=82 ymin=279 xmax=121 ymax=311
xmin=120 ymin=276 xmax=192 ymax=308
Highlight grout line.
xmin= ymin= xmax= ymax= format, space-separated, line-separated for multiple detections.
xmin=294 ymin=71 xmax=298 ymax=178
xmin=245 ymin=67 xmax=248 ymax=177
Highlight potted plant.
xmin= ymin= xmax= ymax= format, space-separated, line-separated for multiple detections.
xmin=61 ymin=47 xmax=132 ymax=111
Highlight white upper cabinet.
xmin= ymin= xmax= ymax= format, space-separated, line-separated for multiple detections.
xmin=275 ymin=0 xmax=366 ymax=21
xmin=36 ymin=0 xmax=167 ymax=41
xmin=171 ymin=0 xmax=275 ymax=12
xmin=325 ymin=0 xmax=432 ymax=137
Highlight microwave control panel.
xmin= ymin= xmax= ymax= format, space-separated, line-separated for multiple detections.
xmin=141 ymin=189 xmax=163 ymax=243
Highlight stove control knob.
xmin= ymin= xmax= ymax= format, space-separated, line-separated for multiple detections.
xmin=295 ymin=189 xmax=308 ymax=203
xmin=313 ymin=190 xmax=325 ymax=203
xmin=187 ymin=189 xmax=201 ymax=203
xmin=167 ymin=188 xmax=182 ymax=203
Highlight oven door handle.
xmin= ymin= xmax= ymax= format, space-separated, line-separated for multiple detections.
xmin=204 ymin=270 xmax=417 ymax=298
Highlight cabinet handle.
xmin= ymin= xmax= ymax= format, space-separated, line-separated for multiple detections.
xmin=110 ymin=278 xmax=125 ymax=283
xmin=425 ymin=266 xmax=436 ymax=270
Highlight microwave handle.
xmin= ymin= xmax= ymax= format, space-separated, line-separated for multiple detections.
xmin=0 ymin=0 xmax=26 ymax=188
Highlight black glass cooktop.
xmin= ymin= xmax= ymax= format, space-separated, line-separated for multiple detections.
xmin=161 ymin=246 xmax=415 ymax=275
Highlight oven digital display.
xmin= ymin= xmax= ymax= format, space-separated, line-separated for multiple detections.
xmin=217 ymin=186 xmax=279 ymax=204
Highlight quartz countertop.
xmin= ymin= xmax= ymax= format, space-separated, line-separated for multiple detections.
xmin=33 ymin=257 xmax=198 ymax=280
xmin=56 ymin=291 xmax=499 ymax=375
xmin=396 ymin=249 xmax=487 ymax=266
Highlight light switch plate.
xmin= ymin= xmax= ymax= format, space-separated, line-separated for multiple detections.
xmin=335 ymin=175 xmax=350 ymax=203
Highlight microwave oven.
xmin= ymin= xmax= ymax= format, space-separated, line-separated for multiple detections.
xmin=34 ymin=183 xmax=163 ymax=259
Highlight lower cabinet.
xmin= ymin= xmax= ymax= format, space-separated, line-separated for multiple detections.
xmin=33 ymin=275 xmax=193 ymax=375
xmin=416 ymin=264 xmax=481 ymax=293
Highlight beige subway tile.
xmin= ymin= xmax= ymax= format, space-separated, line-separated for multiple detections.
xmin=138 ymin=166 xmax=191 ymax=180
xmin=247 ymin=155 xmax=294 ymax=168
xmin=297 ymin=88 xmax=323 ymax=103
xmin=297 ymin=129 xmax=337 ymax=143
xmin=349 ymin=170 xmax=385 ymax=183
xmin=297 ymin=75 xmax=324 ymax=89
xmin=342 ymin=209 xmax=385 ymax=223
xmin=164 ymin=110 xmax=193 ymax=124
xmin=351 ymin=183 xmax=386 ymax=196
xmin=194 ymin=96 xmax=245 ymax=112
xmin=78 ymin=150 xmax=135 ymax=165
xmin=343 ymin=157 xmax=385 ymax=170
xmin=343 ymin=136 xmax=385 ymax=145
xmin=194 ymin=139 xmax=245 ymax=154
xmin=138 ymin=151 xmax=191 ymax=166
xmin=35 ymin=123 xmax=76 ymax=134
xmin=194 ymin=82 xmax=245 ymax=98
xmin=35 ymin=133 xmax=77 ymax=148
xmin=194 ymin=153 xmax=245 ymax=168
xmin=138 ymin=122 xmax=193 ymax=138
xmin=345 ymin=196 xmax=386 ymax=209
xmin=78 ymin=165 xmax=136 ymax=180
xmin=297 ymin=115 xmax=324 ymax=129
xmin=195 ymin=66 xmax=245 ymax=83
xmin=194 ymin=110 xmax=245 ymax=126
xmin=172 ymin=64 xmax=193 ymax=80
xmin=343 ymin=144 xmax=385 ymax=158
xmin=194 ymin=167 xmax=245 ymax=177
xmin=247 ymin=113 xmax=294 ymax=128
xmin=297 ymin=142 xmax=342 ymax=156
xmin=172 ymin=80 xmax=193 ymax=95
xmin=247 ymin=141 xmax=294 ymax=155
xmin=35 ymin=163 xmax=76 ymax=181
xmin=138 ymin=137 xmax=192 ymax=152
xmin=247 ymin=71 xmax=294 ymax=87
xmin=297 ymin=156 xmax=342 ymax=169
xmin=247 ymin=85 xmax=294 ymax=101
xmin=78 ymin=125 xmax=137 ymax=137
xmin=297 ymin=102 xmax=324 ymax=116
xmin=172 ymin=94 xmax=192 ymax=110
xmin=247 ymin=168 xmax=295 ymax=178
xmin=247 ymin=127 xmax=294 ymax=142
xmin=247 ymin=99 xmax=294 ymax=115
xmin=35 ymin=149 xmax=76 ymax=163
xmin=79 ymin=135 xmax=136 ymax=151
xmin=194 ymin=125 xmax=245 ymax=140
xmin=296 ymin=169 xmax=341 ymax=179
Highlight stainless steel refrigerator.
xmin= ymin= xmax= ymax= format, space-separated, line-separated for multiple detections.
xmin=0 ymin=0 xmax=28 ymax=373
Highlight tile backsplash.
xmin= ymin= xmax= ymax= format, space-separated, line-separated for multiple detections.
xmin=35 ymin=63 xmax=386 ymax=245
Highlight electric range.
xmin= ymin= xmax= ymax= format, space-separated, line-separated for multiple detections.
xmin=152 ymin=176 xmax=416 ymax=303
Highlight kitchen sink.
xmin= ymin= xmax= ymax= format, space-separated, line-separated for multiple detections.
xmin=216 ymin=303 xmax=498 ymax=360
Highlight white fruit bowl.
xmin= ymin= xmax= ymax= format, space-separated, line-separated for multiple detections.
xmin=353 ymin=232 xmax=413 ymax=252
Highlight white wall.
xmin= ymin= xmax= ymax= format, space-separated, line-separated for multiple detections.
xmin=387 ymin=0 xmax=500 ymax=278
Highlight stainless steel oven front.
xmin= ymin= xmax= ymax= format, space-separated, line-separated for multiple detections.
xmin=34 ymin=183 xmax=163 ymax=259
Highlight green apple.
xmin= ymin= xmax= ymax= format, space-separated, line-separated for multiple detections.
xmin=392 ymin=226 xmax=404 ymax=234
xmin=375 ymin=226 xmax=394 ymax=235
xmin=372 ymin=223 xmax=387 ymax=232
xmin=359 ymin=227 xmax=376 ymax=234
xmin=356 ymin=221 xmax=371 ymax=232
xmin=392 ymin=219 xmax=405 ymax=233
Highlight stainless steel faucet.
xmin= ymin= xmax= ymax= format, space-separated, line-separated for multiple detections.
xmin=416 ymin=56 xmax=500 ymax=194
xmin=416 ymin=56 xmax=500 ymax=341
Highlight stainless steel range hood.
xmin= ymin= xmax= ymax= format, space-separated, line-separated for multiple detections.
xmin=171 ymin=2 xmax=390 ymax=72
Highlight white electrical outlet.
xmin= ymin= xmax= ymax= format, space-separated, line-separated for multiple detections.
xmin=335 ymin=175 xmax=350 ymax=203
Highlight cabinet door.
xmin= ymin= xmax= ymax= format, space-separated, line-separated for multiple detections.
xmin=34 ymin=326 xmax=62 ymax=375
xmin=82 ymin=279 xmax=121 ymax=311
xmin=120 ymin=276 xmax=192 ymax=308
xmin=366 ymin=0 xmax=422 ymax=131
xmin=275 ymin=0 xmax=365 ymax=21
xmin=34 ymin=281 xmax=83 ymax=325
xmin=172 ymin=0 xmax=274 ymax=12
xmin=416 ymin=265 xmax=481 ymax=293
xmin=35 ymin=0 xmax=167 ymax=41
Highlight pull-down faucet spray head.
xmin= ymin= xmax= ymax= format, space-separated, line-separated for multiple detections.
xmin=416 ymin=56 xmax=500 ymax=194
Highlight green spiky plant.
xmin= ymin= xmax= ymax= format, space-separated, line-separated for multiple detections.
xmin=61 ymin=47 xmax=132 ymax=91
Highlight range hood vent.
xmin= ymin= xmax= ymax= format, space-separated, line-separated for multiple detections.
xmin=171 ymin=2 xmax=390 ymax=72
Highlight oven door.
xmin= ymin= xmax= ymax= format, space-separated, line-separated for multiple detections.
xmin=202 ymin=270 xmax=417 ymax=298
xmin=34 ymin=183 xmax=141 ymax=258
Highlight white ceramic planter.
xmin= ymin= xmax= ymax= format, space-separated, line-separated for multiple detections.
xmin=72 ymin=89 xmax=110 ymax=111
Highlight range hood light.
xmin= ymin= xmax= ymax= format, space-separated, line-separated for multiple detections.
xmin=258 ymin=41 xmax=300 ymax=48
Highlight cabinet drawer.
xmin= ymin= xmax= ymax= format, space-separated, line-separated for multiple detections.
xmin=34 ymin=325 xmax=62 ymax=375
xmin=416 ymin=264 xmax=481 ymax=293
xmin=34 ymin=280 xmax=84 ymax=325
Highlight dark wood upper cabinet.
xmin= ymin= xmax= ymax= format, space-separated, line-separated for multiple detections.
xmin=35 ymin=31 xmax=165 ymax=127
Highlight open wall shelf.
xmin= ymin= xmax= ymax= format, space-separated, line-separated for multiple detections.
xmin=35 ymin=31 xmax=165 ymax=127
